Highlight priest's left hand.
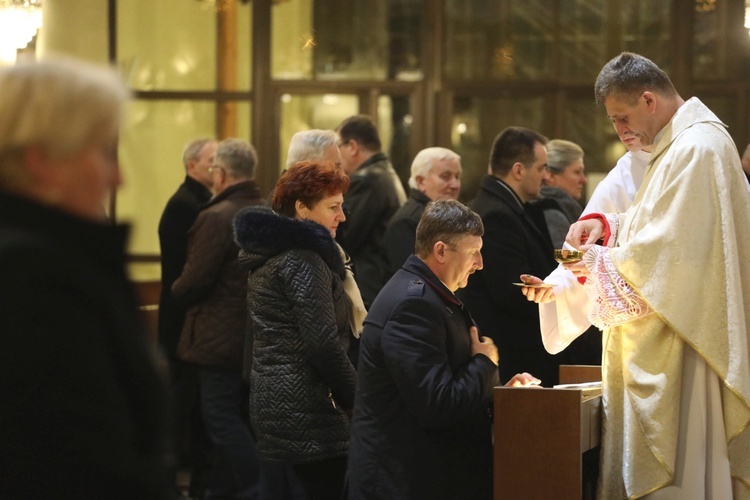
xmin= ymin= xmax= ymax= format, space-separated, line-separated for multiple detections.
xmin=562 ymin=245 xmax=594 ymax=280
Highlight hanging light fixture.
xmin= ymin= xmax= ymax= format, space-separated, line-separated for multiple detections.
xmin=0 ymin=0 xmax=43 ymax=64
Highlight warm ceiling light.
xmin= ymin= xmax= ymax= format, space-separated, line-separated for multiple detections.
xmin=0 ymin=0 xmax=43 ymax=64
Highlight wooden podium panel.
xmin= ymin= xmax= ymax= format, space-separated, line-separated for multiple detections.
xmin=493 ymin=366 xmax=601 ymax=499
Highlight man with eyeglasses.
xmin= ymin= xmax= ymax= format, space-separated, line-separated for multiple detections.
xmin=336 ymin=114 xmax=406 ymax=308
xmin=172 ymin=138 xmax=265 ymax=499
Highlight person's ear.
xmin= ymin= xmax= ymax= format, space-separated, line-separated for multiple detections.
xmin=415 ymin=175 xmax=426 ymax=190
xmin=22 ymin=146 xmax=64 ymax=203
xmin=512 ymin=162 xmax=526 ymax=181
xmin=295 ymin=199 xmax=308 ymax=218
xmin=23 ymin=146 xmax=55 ymax=185
xmin=643 ymin=91 xmax=657 ymax=113
xmin=434 ymin=241 xmax=447 ymax=263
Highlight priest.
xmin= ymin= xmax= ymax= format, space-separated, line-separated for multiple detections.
xmin=565 ymin=52 xmax=750 ymax=499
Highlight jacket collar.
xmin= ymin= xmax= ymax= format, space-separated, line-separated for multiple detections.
xmin=408 ymin=188 xmax=431 ymax=205
xmin=651 ymin=97 xmax=726 ymax=166
xmin=205 ymin=180 xmax=261 ymax=209
xmin=480 ymin=175 xmax=525 ymax=214
xmin=233 ymin=206 xmax=346 ymax=277
xmin=402 ymin=255 xmax=462 ymax=307
xmin=355 ymin=152 xmax=388 ymax=173
xmin=0 ymin=190 xmax=129 ymax=272
xmin=184 ymin=175 xmax=212 ymax=202
xmin=478 ymin=175 xmax=551 ymax=244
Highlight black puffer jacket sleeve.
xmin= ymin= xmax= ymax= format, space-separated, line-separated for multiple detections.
xmin=279 ymin=250 xmax=356 ymax=409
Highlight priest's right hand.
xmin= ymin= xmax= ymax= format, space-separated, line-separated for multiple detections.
xmin=566 ymin=218 xmax=605 ymax=248
xmin=470 ymin=326 xmax=499 ymax=366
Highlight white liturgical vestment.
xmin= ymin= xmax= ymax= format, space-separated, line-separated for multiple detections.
xmin=539 ymin=149 xmax=650 ymax=354
xmin=587 ymin=98 xmax=750 ymax=498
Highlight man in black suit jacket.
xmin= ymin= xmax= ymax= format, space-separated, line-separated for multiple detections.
xmin=157 ymin=138 xmax=215 ymax=494
xmin=459 ymin=126 xmax=561 ymax=386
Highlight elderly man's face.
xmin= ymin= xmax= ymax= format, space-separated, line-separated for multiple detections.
xmin=191 ymin=141 xmax=217 ymax=189
xmin=321 ymin=144 xmax=343 ymax=170
xmin=417 ymin=158 xmax=462 ymax=201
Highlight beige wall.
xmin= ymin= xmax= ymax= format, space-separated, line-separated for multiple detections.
xmin=38 ymin=0 xmax=109 ymax=64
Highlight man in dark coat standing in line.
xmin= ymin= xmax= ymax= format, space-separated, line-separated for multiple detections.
xmin=336 ymin=115 xmax=406 ymax=307
xmin=157 ymin=137 xmax=215 ymax=495
xmin=347 ymin=200 xmax=539 ymax=500
xmin=159 ymin=138 xmax=215 ymax=359
xmin=172 ymin=138 xmax=264 ymax=499
xmin=459 ymin=126 xmax=561 ymax=386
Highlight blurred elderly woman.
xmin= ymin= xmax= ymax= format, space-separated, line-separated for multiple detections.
xmin=535 ymin=139 xmax=587 ymax=247
xmin=0 ymin=58 xmax=170 ymax=498
xmin=233 ymin=161 xmax=360 ymax=500
xmin=384 ymin=147 xmax=462 ymax=275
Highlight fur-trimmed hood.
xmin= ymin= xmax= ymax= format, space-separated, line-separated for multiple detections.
xmin=233 ymin=206 xmax=345 ymax=277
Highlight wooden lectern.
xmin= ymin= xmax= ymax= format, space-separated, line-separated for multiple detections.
xmin=493 ymin=365 xmax=602 ymax=499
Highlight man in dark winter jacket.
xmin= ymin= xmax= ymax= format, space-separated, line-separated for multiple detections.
xmin=172 ymin=138 xmax=264 ymax=499
xmin=336 ymin=115 xmax=406 ymax=307
xmin=347 ymin=200 xmax=539 ymax=500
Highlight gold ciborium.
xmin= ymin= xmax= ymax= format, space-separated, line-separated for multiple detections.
xmin=553 ymin=249 xmax=585 ymax=264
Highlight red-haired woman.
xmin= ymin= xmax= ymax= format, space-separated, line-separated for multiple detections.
xmin=233 ymin=161 xmax=364 ymax=500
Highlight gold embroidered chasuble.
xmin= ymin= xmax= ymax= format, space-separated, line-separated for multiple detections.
xmin=601 ymin=98 xmax=750 ymax=498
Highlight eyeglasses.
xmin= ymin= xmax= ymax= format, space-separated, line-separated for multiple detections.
xmin=208 ymin=165 xmax=224 ymax=174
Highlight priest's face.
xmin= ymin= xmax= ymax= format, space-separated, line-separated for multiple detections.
xmin=605 ymin=92 xmax=660 ymax=147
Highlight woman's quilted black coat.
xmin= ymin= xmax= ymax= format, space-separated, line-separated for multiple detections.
xmin=233 ymin=206 xmax=356 ymax=464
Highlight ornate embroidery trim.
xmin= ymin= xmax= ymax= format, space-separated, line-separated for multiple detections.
xmin=583 ymin=245 xmax=652 ymax=329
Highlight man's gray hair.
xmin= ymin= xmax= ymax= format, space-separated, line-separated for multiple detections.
xmin=286 ymin=129 xmax=338 ymax=168
xmin=415 ymin=200 xmax=483 ymax=259
xmin=546 ymin=139 xmax=584 ymax=174
xmin=216 ymin=138 xmax=257 ymax=179
xmin=594 ymin=52 xmax=676 ymax=106
xmin=408 ymin=147 xmax=461 ymax=189
xmin=182 ymin=138 xmax=214 ymax=170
